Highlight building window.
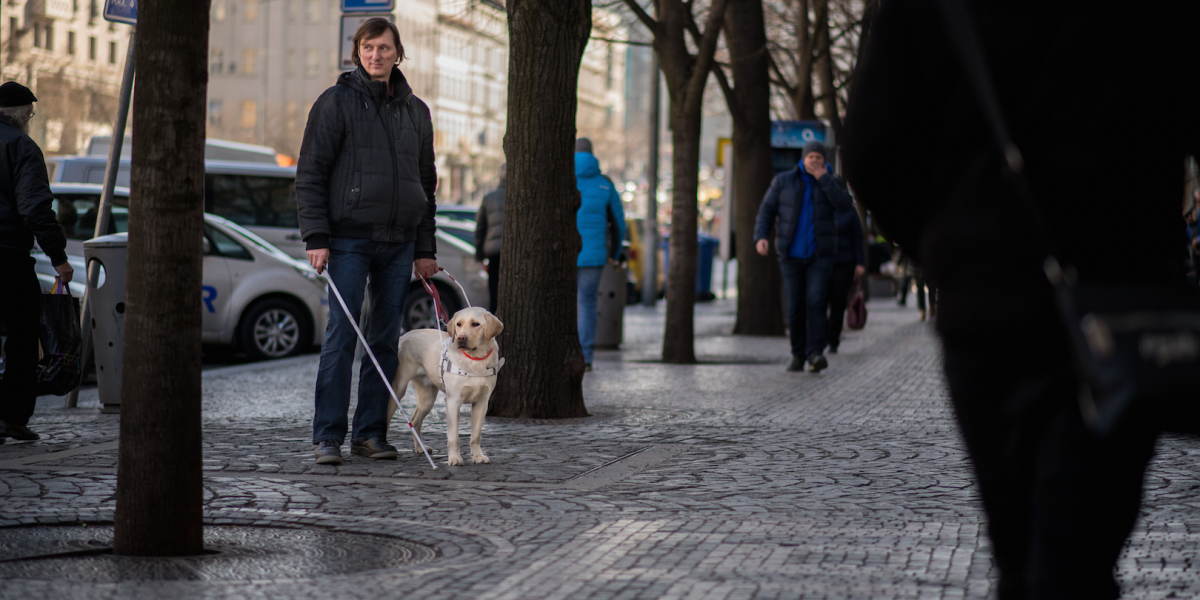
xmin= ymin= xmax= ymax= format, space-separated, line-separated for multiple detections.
xmin=33 ymin=24 xmax=41 ymax=49
xmin=242 ymin=48 xmax=258 ymax=75
xmin=213 ymin=0 xmax=226 ymax=22
xmin=109 ymin=40 xmax=117 ymax=63
xmin=87 ymin=36 xmax=96 ymax=60
xmin=244 ymin=0 xmax=258 ymax=21
xmin=287 ymin=49 xmax=296 ymax=76
xmin=305 ymin=48 xmax=319 ymax=77
xmin=45 ymin=25 xmax=53 ymax=51
xmin=209 ymin=49 xmax=224 ymax=75
xmin=241 ymin=101 xmax=257 ymax=129
xmin=67 ymin=31 xmax=76 ymax=55
xmin=208 ymin=101 xmax=223 ymax=128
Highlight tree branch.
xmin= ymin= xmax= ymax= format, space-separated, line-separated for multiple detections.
xmin=621 ymin=0 xmax=659 ymax=34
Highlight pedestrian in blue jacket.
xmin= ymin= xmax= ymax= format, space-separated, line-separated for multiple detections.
xmin=575 ymin=138 xmax=626 ymax=371
xmin=754 ymin=140 xmax=853 ymax=372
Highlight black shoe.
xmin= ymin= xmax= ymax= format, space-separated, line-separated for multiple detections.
xmin=313 ymin=440 xmax=343 ymax=465
xmin=786 ymin=356 xmax=806 ymax=372
xmin=828 ymin=344 xmax=839 ymax=354
xmin=807 ymin=352 xmax=828 ymax=373
xmin=3 ymin=424 xmax=39 ymax=441
xmin=351 ymin=437 xmax=399 ymax=459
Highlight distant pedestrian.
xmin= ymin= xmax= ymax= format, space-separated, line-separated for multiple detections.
xmin=826 ymin=208 xmax=866 ymax=353
xmin=296 ymin=18 xmax=439 ymax=466
xmin=0 ymin=81 xmax=73 ymax=443
xmin=474 ymin=162 xmax=505 ymax=313
xmin=754 ymin=140 xmax=853 ymax=372
xmin=574 ymin=138 xmax=626 ymax=372
xmin=912 ymin=265 xmax=936 ymax=321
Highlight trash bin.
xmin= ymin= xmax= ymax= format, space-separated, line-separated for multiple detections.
xmin=660 ymin=233 xmax=721 ymax=301
xmin=594 ymin=263 xmax=626 ymax=349
xmin=83 ymin=232 xmax=128 ymax=413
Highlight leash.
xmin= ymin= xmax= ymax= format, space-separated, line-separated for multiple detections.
xmin=320 ymin=270 xmax=438 ymax=470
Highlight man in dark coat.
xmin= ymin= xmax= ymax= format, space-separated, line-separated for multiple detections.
xmin=0 ymin=81 xmax=73 ymax=443
xmin=296 ymin=18 xmax=439 ymax=466
xmin=754 ymin=140 xmax=852 ymax=372
xmin=825 ymin=207 xmax=865 ymax=352
xmin=842 ymin=2 xmax=1200 ymax=597
xmin=474 ymin=163 xmax=504 ymax=313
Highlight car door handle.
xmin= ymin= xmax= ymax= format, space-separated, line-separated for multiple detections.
xmin=286 ymin=234 xmax=302 ymax=241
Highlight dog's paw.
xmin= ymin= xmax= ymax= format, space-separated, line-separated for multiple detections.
xmin=447 ymin=455 xmax=465 ymax=466
xmin=472 ymin=454 xmax=491 ymax=464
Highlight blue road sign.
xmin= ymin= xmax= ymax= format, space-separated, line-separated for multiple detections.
xmin=103 ymin=0 xmax=136 ymax=25
xmin=342 ymin=0 xmax=395 ymax=12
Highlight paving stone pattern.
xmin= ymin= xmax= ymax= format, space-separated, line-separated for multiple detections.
xmin=2 ymin=298 xmax=1200 ymax=599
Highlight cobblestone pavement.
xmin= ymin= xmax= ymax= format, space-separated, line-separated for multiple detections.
xmin=3 ymin=298 xmax=1200 ymax=599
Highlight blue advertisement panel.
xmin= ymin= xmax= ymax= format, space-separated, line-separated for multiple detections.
xmin=770 ymin=120 xmax=827 ymax=149
xmin=342 ymin=0 xmax=395 ymax=12
xmin=103 ymin=0 xmax=136 ymax=25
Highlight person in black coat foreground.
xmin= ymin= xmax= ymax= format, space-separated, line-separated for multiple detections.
xmin=842 ymin=2 xmax=1200 ymax=598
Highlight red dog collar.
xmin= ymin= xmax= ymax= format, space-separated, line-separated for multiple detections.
xmin=462 ymin=348 xmax=493 ymax=361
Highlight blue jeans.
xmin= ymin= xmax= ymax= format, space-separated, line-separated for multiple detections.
xmin=312 ymin=238 xmax=414 ymax=445
xmin=779 ymin=255 xmax=833 ymax=357
xmin=577 ymin=266 xmax=604 ymax=364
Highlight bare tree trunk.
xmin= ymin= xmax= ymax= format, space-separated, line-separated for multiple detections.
xmin=791 ymin=0 xmax=818 ymax=120
xmin=722 ymin=0 xmax=784 ymax=336
xmin=814 ymin=2 xmax=843 ymax=138
xmin=113 ymin=0 xmax=209 ymax=557
xmin=488 ymin=0 xmax=591 ymax=418
xmin=624 ymin=0 xmax=728 ymax=364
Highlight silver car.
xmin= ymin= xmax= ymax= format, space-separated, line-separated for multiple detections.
xmin=49 ymin=161 xmax=490 ymax=329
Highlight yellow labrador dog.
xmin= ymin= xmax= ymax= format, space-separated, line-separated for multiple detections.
xmin=387 ymin=307 xmax=504 ymax=466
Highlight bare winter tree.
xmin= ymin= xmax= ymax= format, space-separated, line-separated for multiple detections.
xmin=704 ymin=0 xmax=785 ymax=336
xmin=113 ymin=0 xmax=210 ymax=556
xmin=623 ymin=0 xmax=730 ymax=364
xmin=488 ymin=0 xmax=593 ymax=418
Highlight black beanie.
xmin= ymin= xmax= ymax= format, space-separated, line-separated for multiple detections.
xmin=802 ymin=140 xmax=827 ymax=160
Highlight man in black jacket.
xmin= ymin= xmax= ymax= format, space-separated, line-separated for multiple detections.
xmin=0 ymin=81 xmax=73 ymax=443
xmin=843 ymin=2 xmax=1200 ymax=597
xmin=754 ymin=140 xmax=852 ymax=372
xmin=474 ymin=163 xmax=504 ymax=313
xmin=296 ymin=18 xmax=439 ymax=466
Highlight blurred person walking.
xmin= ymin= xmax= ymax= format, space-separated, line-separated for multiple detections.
xmin=574 ymin=138 xmax=625 ymax=372
xmin=296 ymin=18 xmax=439 ymax=465
xmin=825 ymin=208 xmax=865 ymax=353
xmin=754 ymin=140 xmax=853 ymax=372
xmin=474 ymin=163 xmax=505 ymax=313
xmin=0 ymin=82 xmax=73 ymax=443
xmin=843 ymin=1 xmax=1200 ymax=597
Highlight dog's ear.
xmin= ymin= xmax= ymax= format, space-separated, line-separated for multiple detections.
xmin=484 ymin=311 xmax=504 ymax=340
xmin=446 ymin=312 xmax=458 ymax=340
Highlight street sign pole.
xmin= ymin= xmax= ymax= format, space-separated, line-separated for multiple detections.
xmin=69 ymin=5 xmax=136 ymax=408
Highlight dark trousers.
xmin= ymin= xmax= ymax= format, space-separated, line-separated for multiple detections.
xmin=825 ymin=262 xmax=856 ymax=349
xmin=779 ymin=256 xmax=832 ymax=357
xmin=940 ymin=289 xmax=1158 ymax=599
xmin=916 ymin=276 xmax=937 ymax=312
xmin=486 ymin=253 xmax=500 ymax=314
xmin=0 ymin=250 xmax=42 ymax=428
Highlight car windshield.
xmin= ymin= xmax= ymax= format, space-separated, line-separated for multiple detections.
xmin=210 ymin=216 xmax=295 ymax=262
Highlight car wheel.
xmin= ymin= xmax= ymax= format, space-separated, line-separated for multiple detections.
xmin=403 ymin=284 xmax=459 ymax=332
xmin=240 ymin=298 xmax=311 ymax=360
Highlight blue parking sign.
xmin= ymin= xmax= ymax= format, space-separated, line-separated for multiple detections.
xmin=103 ymin=0 xmax=136 ymax=25
xmin=342 ymin=0 xmax=394 ymax=12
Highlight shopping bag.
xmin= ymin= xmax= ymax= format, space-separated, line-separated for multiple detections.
xmin=35 ymin=277 xmax=83 ymax=396
xmin=846 ymin=275 xmax=867 ymax=330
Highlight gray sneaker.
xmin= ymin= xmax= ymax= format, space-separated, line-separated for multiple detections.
xmin=351 ymin=437 xmax=399 ymax=459
xmin=313 ymin=440 xmax=343 ymax=465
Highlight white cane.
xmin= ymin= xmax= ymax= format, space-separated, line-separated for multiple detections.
xmin=319 ymin=271 xmax=438 ymax=470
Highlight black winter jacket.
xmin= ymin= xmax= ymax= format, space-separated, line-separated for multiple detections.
xmin=474 ymin=180 xmax=504 ymax=260
xmin=754 ymin=168 xmax=852 ymax=258
xmin=0 ymin=115 xmax=67 ymax=265
xmin=296 ymin=67 xmax=437 ymax=258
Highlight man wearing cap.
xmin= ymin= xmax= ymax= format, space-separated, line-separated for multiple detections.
xmin=0 ymin=81 xmax=73 ymax=442
xmin=754 ymin=140 xmax=852 ymax=372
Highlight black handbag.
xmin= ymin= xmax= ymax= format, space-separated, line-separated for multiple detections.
xmin=938 ymin=0 xmax=1200 ymax=437
xmin=35 ymin=277 xmax=84 ymax=396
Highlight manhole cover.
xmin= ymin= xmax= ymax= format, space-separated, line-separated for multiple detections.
xmin=0 ymin=524 xmax=437 ymax=582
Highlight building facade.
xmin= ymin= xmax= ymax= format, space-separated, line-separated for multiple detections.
xmin=1 ymin=0 xmax=133 ymax=155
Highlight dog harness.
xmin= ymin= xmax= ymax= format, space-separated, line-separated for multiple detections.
xmin=440 ymin=336 xmax=504 ymax=383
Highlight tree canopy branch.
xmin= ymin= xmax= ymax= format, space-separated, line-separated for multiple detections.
xmin=620 ymin=0 xmax=659 ymax=34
